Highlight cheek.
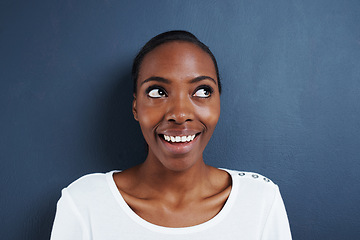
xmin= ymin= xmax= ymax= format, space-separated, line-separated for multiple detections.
xmin=196 ymin=100 xmax=220 ymax=131
xmin=137 ymin=104 xmax=163 ymax=134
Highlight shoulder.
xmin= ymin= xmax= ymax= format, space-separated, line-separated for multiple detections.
xmin=67 ymin=172 xmax=107 ymax=189
xmin=222 ymin=169 xmax=283 ymax=212
xmin=222 ymin=168 xmax=279 ymax=196
xmin=54 ymin=171 xmax=121 ymax=227
xmin=62 ymin=171 xmax=118 ymax=201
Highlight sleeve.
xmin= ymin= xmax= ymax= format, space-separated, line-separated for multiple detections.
xmin=50 ymin=189 xmax=89 ymax=240
xmin=260 ymin=185 xmax=292 ymax=240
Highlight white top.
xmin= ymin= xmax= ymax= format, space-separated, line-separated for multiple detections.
xmin=51 ymin=169 xmax=292 ymax=240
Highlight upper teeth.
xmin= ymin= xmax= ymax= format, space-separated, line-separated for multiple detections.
xmin=163 ymin=134 xmax=196 ymax=143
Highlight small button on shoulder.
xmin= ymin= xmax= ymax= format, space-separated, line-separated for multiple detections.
xmin=234 ymin=170 xmax=274 ymax=184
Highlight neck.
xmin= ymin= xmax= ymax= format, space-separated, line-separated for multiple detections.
xmin=136 ymin=156 xmax=211 ymax=196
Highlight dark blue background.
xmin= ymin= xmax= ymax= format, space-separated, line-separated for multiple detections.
xmin=1 ymin=0 xmax=359 ymax=239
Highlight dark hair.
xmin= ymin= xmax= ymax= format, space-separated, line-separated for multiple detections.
xmin=132 ymin=30 xmax=221 ymax=94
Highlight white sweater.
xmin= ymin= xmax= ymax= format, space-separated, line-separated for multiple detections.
xmin=51 ymin=169 xmax=292 ymax=240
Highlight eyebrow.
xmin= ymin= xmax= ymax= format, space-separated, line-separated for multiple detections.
xmin=190 ymin=76 xmax=217 ymax=85
xmin=140 ymin=76 xmax=170 ymax=86
xmin=140 ymin=75 xmax=217 ymax=86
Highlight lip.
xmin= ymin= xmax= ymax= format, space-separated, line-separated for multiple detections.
xmin=157 ymin=132 xmax=201 ymax=155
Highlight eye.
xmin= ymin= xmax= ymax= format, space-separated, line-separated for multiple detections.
xmin=193 ymin=86 xmax=213 ymax=98
xmin=147 ymin=87 xmax=167 ymax=98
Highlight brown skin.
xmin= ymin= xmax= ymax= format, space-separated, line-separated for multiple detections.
xmin=113 ymin=41 xmax=231 ymax=227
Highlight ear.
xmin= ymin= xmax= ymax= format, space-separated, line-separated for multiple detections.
xmin=132 ymin=94 xmax=138 ymax=121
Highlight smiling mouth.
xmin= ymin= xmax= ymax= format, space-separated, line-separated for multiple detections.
xmin=159 ymin=133 xmax=200 ymax=143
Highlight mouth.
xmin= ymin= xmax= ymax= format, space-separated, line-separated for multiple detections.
xmin=157 ymin=132 xmax=201 ymax=155
xmin=156 ymin=128 xmax=202 ymax=155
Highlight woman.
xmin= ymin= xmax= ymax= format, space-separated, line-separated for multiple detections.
xmin=51 ymin=30 xmax=292 ymax=239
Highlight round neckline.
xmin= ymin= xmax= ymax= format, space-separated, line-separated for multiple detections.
xmin=106 ymin=169 xmax=239 ymax=234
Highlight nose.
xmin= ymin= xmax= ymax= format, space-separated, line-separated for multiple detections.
xmin=166 ymin=95 xmax=194 ymax=124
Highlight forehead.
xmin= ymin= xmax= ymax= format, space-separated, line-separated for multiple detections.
xmin=138 ymin=41 xmax=217 ymax=81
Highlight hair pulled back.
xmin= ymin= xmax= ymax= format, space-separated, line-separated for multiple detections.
xmin=132 ymin=30 xmax=221 ymax=94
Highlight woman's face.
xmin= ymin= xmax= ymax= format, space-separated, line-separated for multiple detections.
xmin=133 ymin=41 xmax=220 ymax=171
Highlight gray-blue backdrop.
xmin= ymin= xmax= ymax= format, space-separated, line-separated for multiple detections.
xmin=1 ymin=0 xmax=359 ymax=239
